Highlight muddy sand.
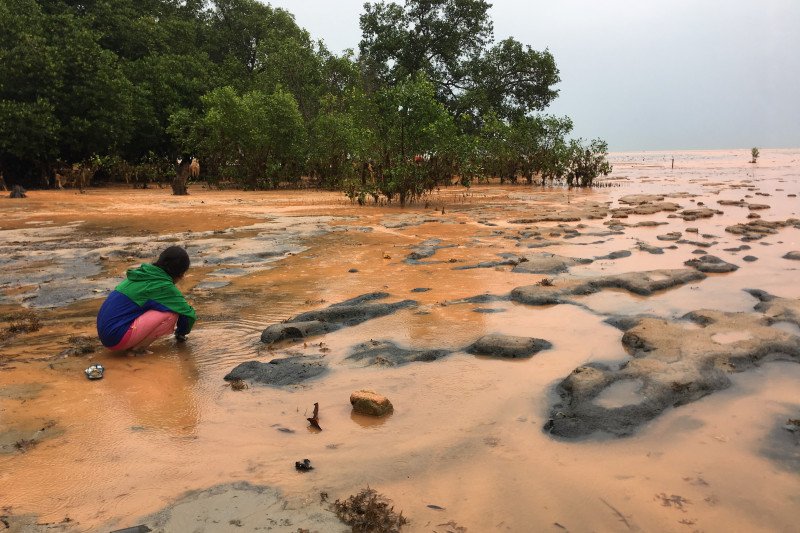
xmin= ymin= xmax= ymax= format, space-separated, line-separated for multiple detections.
xmin=1 ymin=148 xmax=799 ymax=532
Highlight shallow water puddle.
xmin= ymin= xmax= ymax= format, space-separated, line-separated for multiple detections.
xmin=771 ymin=320 xmax=800 ymax=337
xmin=711 ymin=330 xmax=754 ymax=344
xmin=593 ymin=378 xmax=646 ymax=408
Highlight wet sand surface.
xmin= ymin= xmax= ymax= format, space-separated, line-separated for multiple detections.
xmin=0 ymin=149 xmax=798 ymax=532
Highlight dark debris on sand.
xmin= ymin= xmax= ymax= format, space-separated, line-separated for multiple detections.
xmin=0 ymin=311 xmax=41 ymax=343
xmin=333 ymin=488 xmax=408 ymax=532
xmin=59 ymin=335 xmax=100 ymax=357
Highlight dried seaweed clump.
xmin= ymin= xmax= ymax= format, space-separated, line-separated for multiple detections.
xmin=60 ymin=335 xmax=100 ymax=357
xmin=0 ymin=311 xmax=41 ymax=342
xmin=333 ymin=488 xmax=408 ymax=532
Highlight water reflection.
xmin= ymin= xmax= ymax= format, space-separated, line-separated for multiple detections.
xmin=108 ymin=344 xmax=201 ymax=436
xmin=350 ymin=410 xmax=393 ymax=429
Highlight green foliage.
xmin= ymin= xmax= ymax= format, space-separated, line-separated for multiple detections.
xmin=359 ymin=0 xmax=560 ymax=121
xmin=0 ymin=0 xmax=609 ymax=195
xmin=308 ymin=95 xmax=372 ymax=188
xmin=366 ymin=75 xmax=460 ymax=205
xmin=564 ymin=139 xmax=613 ymax=187
xmin=170 ymin=86 xmax=306 ymax=188
xmin=0 ymin=98 xmax=60 ymax=164
xmin=750 ymin=147 xmax=759 ymax=163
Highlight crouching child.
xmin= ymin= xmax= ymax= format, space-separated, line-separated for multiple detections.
xmin=97 ymin=246 xmax=196 ymax=352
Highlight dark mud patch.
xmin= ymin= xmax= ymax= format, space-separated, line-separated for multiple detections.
xmin=128 ymin=481 xmax=346 ymax=533
xmin=450 ymin=293 xmax=510 ymax=305
xmin=0 ymin=383 xmax=46 ymax=401
xmin=676 ymin=238 xmax=717 ymax=248
xmin=746 ymin=289 xmax=800 ymax=325
xmin=346 ymin=340 xmax=451 ymax=367
xmin=545 ymin=307 xmax=800 ymax=438
xmin=725 ymin=218 xmax=800 ymax=241
xmin=511 ymin=269 xmax=706 ymax=306
xmin=594 ymin=250 xmax=632 ymax=260
xmin=405 ymin=238 xmax=455 ymax=263
xmin=678 ymin=207 xmax=722 ymax=221
xmin=510 ymin=253 xmax=593 ymax=275
xmin=452 ymin=253 xmax=524 ymax=270
xmin=760 ymin=409 xmax=800 ymax=474
xmin=636 ymin=242 xmax=664 ymax=255
xmin=466 ymin=334 xmax=552 ymax=358
xmin=0 ymin=513 xmax=75 ymax=532
xmin=0 ymin=419 xmax=62 ymax=454
xmin=684 ymin=255 xmax=739 ymax=273
xmin=261 ymin=293 xmax=417 ymax=344
xmin=261 ymin=320 xmax=338 ymax=344
xmin=656 ymin=232 xmax=682 ymax=241
xmin=224 ymin=355 xmax=327 ymax=386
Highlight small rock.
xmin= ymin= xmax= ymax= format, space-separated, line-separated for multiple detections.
xmin=295 ymin=459 xmax=314 ymax=472
xmin=782 ymin=251 xmax=800 ymax=261
xmin=348 ymin=268 xmax=359 ymax=273
xmin=350 ymin=389 xmax=394 ymax=417
xmin=743 ymin=255 xmax=758 ymax=262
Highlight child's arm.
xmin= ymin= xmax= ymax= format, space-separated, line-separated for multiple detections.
xmin=152 ymin=284 xmax=197 ymax=337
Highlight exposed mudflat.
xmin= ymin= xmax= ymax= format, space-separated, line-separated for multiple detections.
xmin=1 ymin=149 xmax=799 ymax=532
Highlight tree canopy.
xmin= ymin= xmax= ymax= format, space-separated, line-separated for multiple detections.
xmin=0 ymin=0 xmax=611 ymax=197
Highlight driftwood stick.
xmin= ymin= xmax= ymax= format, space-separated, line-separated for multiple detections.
xmin=599 ymin=498 xmax=633 ymax=530
xmin=307 ymin=402 xmax=321 ymax=431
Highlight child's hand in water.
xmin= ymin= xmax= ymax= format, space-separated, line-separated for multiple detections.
xmin=175 ymin=333 xmax=187 ymax=342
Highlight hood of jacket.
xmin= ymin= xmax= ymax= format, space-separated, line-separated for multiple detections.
xmin=125 ymin=263 xmax=173 ymax=283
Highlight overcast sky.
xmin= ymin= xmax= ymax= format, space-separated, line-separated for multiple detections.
xmin=266 ymin=0 xmax=800 ymax=151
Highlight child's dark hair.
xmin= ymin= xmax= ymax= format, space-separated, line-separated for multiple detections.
xmin=153 ymin=246 xmax=190 ymax=281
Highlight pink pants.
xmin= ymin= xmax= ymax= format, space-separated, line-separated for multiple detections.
xmin=109 ymin=310 xmax=178 ymax=351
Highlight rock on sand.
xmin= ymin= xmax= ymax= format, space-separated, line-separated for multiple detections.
xmin=350 ymin=390 xmax=394 ymax=417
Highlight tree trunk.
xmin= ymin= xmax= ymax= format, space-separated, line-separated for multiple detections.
xmin=172 ymin=157 xmax=191 ymax=195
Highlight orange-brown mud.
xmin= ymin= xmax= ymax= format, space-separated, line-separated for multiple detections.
xmin=1 ymin=149 xmax=799 ymax=532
